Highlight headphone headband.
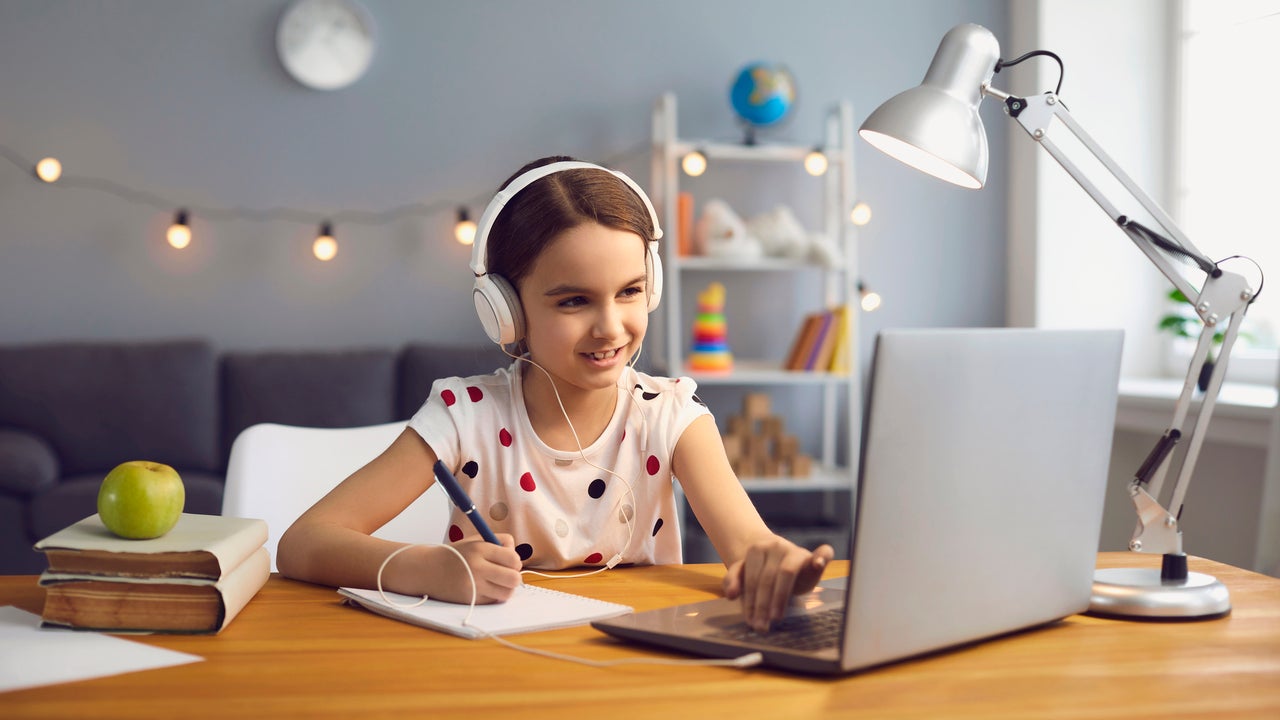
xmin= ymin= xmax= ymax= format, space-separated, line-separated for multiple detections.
xmin=469 ymin=161 xmax=662 ymax=277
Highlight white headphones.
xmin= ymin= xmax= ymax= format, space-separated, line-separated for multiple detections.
xmin=469 ymin=161 xmax=664 ymax=346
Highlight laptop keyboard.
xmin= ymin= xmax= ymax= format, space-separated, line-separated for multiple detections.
xmin=708 ymin=607 xmax=844 ymax=652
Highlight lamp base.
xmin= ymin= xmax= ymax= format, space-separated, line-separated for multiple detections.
xmin=1089 ymin=567 xmax=1231 ymax=620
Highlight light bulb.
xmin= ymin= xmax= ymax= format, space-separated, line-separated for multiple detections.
xmin=166 ymin=210 xmax=191 ymax=249
xmin=681 ymin=150 xmax=707 ymax=177
xmin=804 ymin=149 xmax=828 ymax=176
xmin=858 ymin=282 xmax=882 ymax=312
xmin=35 ymin=157 xmax=62 ymax=183
xmin=313 ymin=222 xmax=337 ymax=261
xmin=850 ymin=202 xmax=872 ymax=226
xmin=454 ymin=207 xmax=477 ymax=245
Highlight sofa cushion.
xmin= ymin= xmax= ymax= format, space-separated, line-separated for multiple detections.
xmin=26 ymin=470 xmax=225 ymax=541
xmin=0 ymin=429 xmax=59 ymax=496
xmin=396 ymin=344 xmax=508 ymax=419
xmin=0 ymin=495 xmax=46 ymax=574
xmin=0 ymin=340 xmax=219 ymax=476
xmin=221 ymin=348 xmax=398 ymax=457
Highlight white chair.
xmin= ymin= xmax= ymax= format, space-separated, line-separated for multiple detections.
xmin=222 ymin=422 xmax=449 ymax=571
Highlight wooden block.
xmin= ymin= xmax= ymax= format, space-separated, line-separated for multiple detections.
xmin=743 ymin=393 xmax=771 ymax=419
xmin=777 ymin=435 xmax=800 ymax=460
xmin=727 ymin=415 xmax=749 ymax=438
xmin=761 ymin=458 xmax=781 ymax=477
xmin=789 ymin=454 xmax=812 ymax=478
xmin=760 ymin=416 xmax=784 ymax=439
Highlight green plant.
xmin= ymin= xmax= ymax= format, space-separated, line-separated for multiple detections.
xmin=1156 ymin=288 xmax=1251 ymax=363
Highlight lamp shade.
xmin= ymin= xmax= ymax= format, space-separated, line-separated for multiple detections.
xmin=859 ymin=23 xmax=1001 ymax=189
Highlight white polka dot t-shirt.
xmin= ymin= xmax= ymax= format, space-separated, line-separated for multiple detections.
xmin=408 ymin=361 xmax=709 ymax=569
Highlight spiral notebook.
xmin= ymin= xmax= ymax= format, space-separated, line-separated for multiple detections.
xmin=338 ymin=584 xmax=633 ymax=639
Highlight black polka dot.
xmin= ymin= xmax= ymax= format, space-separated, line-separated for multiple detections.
xmin=634 ymin=383 xmax=659 ymax=401
xmin=652 ymin=518 xmax=664 ymax=536
xmin=587 ymin=478 xmax=606 ymax=499
xmin=515 ymin=543 xmax=533 ymax=561
xmin=461 ymin=460 xmax=479 ymax=478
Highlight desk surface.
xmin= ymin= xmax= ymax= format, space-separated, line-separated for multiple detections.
xmin=2 ymin=552 xmax=1278 ymax=719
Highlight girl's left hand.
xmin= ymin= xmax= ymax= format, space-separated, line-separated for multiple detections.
xmin=722 ymin=537 xmax=835 ymax=632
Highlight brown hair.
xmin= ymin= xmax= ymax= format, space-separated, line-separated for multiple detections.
xmin=486 ymin=155 xmax=655 ymax=292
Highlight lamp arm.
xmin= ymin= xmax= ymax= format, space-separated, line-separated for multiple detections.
xmin=983 ymin=85 xmax=1257 ymax=558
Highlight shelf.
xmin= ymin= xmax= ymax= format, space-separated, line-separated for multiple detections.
xmin=670 ymin=140 xmax=848 ymax=164
xmin=738 ymin=467 xmax=853 ymax=493
xmin=676 ymin=359 xmax=851 ymax=386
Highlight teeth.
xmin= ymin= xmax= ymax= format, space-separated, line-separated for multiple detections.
xmin=590 ymin=349 xmax=619 ymax=360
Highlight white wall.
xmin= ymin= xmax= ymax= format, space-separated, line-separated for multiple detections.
xmin=1010 ymin=1 xmax=1279 ymax=574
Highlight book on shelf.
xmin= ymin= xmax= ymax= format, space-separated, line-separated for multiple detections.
xmin=783 ymin=306 xmax=850 ymax=372
xmin=35 ymin=513 xmax=269 ymax=579
xmin=39 ymin=547 xmax=270 ymax=633
xmin=784 ymin=311 xmax=825 ymax=371
xmin=826 ymin=304 xmax=852 ymax=374
xmin=33 ymin=513 xmax=271 ymax=633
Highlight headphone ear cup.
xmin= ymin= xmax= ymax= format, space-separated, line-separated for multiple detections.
xmin=646 ymin=241 xmax=663 ymax=312
xmin=473 ymin=274 xmax=525 ymax=345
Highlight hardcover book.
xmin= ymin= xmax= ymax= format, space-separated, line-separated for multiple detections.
xmin=39 ymin=547 xmax=271 ymax=633
xmin=35 ymin=513 xmax=269 ymax=579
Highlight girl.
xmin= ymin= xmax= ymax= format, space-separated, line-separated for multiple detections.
xmin=277 ymin=156 xmax=833 ymax=632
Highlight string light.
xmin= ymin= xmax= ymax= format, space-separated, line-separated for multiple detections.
xmin=166 ymin=209 xmax=192 ymax=249
xmin=35 ymin=157 xmax=62 ymax=183
xmin=858 ymin=281 xmax=882 ymax=312
xmin=850 ymin=201 xmax=872 ymax=226
xmin=313 ymin=221 xmax=337 ymax=261
xmin=681 ymin=149 xmax=707 ymax=177
xmin=454 ymin=207 xmax=477 ymax=245
xmin=803 ymin=148 xmax=828 ymax=176
xmin=0 ymin=140 xmax=647 ymax=254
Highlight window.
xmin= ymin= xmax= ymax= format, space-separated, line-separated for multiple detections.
xmin=1173 ymin=0 xmax=1280 ymax=382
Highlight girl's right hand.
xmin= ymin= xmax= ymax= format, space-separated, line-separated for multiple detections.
xmin=432 ymin=534 xmax=523 ymax=604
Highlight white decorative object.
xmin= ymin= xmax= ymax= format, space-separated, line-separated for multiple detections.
xmin=277 ymin=0 xmax=377 ymax=91
xmin=746 ymin=205 xmax=842 ymax=267
xmin=695 ymin=199 xmax=762 ymax=260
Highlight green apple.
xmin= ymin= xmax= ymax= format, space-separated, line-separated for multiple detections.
xmin=97 ymin=461 xmax=186 ymax=539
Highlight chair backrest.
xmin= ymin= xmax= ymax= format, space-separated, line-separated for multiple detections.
xmin=222 ymin=422 xmax=448 ymax=571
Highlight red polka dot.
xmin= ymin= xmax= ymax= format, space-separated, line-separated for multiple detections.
xmin=448 ymin=524 xmax=463 ymax=542
xmin=519 ymin=472 xmax=536 ymax=492
xmin=584 ymin=552 xmax=603 ymax=564
xmin=467 ymin=386 xmax=484 ymax=402
xmin=620 ymin=428 xmax=626 ymax=443
xmin=441 ymin=389 xmax=456 ymax=406
xmin=499 ymin=428 xmax=512 ymax=447
xmin=646 ymin=455 xmax=660 ymax=475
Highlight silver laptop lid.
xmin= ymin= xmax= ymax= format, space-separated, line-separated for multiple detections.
xmin=842 ymin=328 xmax=1122 ymax=671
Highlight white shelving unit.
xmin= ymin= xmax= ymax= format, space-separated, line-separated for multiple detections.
xmin=649 ymin=92 xmax=862 ymax=498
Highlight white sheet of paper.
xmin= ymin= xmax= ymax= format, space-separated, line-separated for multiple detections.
xmin=0 ymin=605 xmax=203 ymax=693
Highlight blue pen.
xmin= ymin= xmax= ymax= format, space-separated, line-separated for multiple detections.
xmin=433 ymin=460 xmax=501 ymax=545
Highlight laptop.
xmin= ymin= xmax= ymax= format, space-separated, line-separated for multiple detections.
xmin=593 ymin=328 xmax=1123 ymax=675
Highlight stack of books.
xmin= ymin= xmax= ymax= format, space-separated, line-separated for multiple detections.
xmin=33 ymin=513 xmax=270 ymax=634
xmin=783 ymin=304 xmax=852 ymax=373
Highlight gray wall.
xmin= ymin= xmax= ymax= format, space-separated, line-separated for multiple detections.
xmin=0 ymin=0 xmax=1009 ymax=353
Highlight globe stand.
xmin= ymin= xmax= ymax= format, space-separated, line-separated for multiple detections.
xmin=741 ymin=124 xmax=758 ymax=146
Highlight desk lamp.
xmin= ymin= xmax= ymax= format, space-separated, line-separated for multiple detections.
xmin=859 ymin=23 xmax=1260 ymax=619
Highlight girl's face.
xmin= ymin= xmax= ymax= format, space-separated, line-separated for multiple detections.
xmin=517 ymin=222 xmax=650 ymax=395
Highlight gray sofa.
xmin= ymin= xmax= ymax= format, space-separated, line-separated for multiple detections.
xmin=0 ymin=339 xmax=504 ymax=574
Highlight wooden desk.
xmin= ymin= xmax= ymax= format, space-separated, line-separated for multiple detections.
xmin=2 ymin=553 xmax=1278 ymax=719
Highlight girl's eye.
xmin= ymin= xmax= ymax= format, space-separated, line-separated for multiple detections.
xmin=558 ymin=296 xmax=588 ymax=308
xmin=620 ymin=286 xmax=644 ymax=299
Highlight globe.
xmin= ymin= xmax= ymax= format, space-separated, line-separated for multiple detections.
xmin=729 ymin=62 xmax=796 ymax=128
